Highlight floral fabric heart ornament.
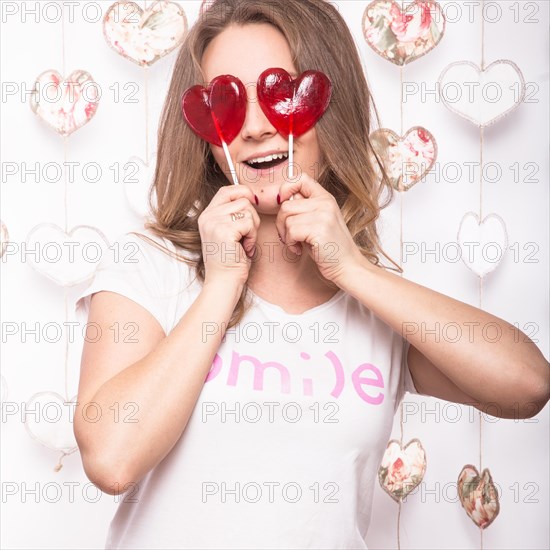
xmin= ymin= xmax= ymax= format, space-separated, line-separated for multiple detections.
xmin=362 ymin=0 xmax=445 ymax=65
xmin=103 ymin=0 xmax=187 ymax=66
xmin=438 ymin=60 xmax=525 ymax=127
xmin=369 ymin=127 xmax=437 ymax=191
xmin=30 ymin=70 xmax=99 ymax=136
xmin=0 ymin=220 xmax=9 ymax=258
xmin=378 ymin=438 xmax=427 ymax=502
xmin=25 ymin=223 xmax=110 ymax=287
xmin=457 ymin=464 xmax=500 ymax=529
xmin=182 ymin=75 xmax=247 ymax=185
xmin=457 ymin=212 xmax=508 ymax=277
xmin=257 ymin=68 xmax=332 ymax=181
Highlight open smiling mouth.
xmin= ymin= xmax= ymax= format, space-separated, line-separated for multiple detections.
xmin=243 ymin=152 xmax=289 ymax=170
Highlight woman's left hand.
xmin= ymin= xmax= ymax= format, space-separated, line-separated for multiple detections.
xmin=276 ymin=173 xmax=365 ymax=283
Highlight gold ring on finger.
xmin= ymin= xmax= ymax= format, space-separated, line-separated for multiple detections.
xmin=230 ymin=211 xmax=245 ymax=222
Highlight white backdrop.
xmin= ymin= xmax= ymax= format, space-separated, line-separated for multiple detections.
xmin=1 ymin=1 xmax=548 ymax=548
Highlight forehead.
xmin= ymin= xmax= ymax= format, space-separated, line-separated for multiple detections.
xmin=201 ymin=23 xmax=298 ymax=86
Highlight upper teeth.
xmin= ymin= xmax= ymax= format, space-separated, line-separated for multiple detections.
xmin=247 ymin=152 xmax=288 ymax=165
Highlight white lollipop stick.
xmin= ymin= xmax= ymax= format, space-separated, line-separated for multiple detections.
xmin=222 ymin=140 xmax=239 ymax=185
xmin=288 ymin=133 xmax=295 ymax=201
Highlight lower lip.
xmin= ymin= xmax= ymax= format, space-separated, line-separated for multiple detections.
xmin=241 ymin=157 xmax=289 ymax=179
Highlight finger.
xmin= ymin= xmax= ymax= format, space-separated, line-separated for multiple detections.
xmin=278 ymin=172 xmax=323 ymax=203
xmin=209 ymin=184 xmax=256 ymax=208
xmin=218 ymin=197 xmax=256 ymax=217
xmin=233 ymin=211 xmax=259 ymax=258
xmin=276 ymin=193 xmax=328 ymax=244
xmin=239 ymin=205 xmax=261 ymax=258
xmin=219 ymin=200 xmax=260 ymax=258
xmin=284 ymin=220 xmax=318 ymax=257
xmin=275 ymin=197 xmax=316 ymax=245
xmin=282 ymin=211 xmax=323 ymax=255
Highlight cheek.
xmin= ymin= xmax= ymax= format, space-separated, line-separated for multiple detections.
xmin=210 ymin=146 xmax=225 ymax=168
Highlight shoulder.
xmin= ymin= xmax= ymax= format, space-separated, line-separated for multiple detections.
xmin=110 ymin=227 xmax=197 ymax=266
xmin=118 ymin=227 xmax=195 ymax=261
xmin=99 ymin=227 xmax=200 ymax=292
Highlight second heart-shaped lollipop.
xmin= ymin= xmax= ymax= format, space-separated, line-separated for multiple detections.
xmin=257 ymin=68 xmax=332 ymax=138
xmin=181 ymin=74 xmax=247 ymax=184
xmin=257 ymin=68 xmax=332 ymax=183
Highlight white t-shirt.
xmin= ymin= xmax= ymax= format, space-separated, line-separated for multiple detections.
xmin=74 ymin=229 xmax=421 ymax=550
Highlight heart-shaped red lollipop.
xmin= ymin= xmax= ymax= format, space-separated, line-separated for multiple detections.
xmin=256 ymin=68 xmax=332 ymax=138
xmin=181 ymin=75 xmax=247 ymax=147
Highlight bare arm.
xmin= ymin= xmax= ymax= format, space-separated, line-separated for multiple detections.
xmin=74 ymin=280 xmax=242 ymax=495
xmin=273 ymin=172 xmax=549 ymax=418
xmin=335 ymin=258 xmax=550 ymax=418
xmin=75 ymin=185 xmax=260 ymax=495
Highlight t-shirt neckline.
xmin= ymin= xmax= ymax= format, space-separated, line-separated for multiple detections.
xmin=247 ymin=287 xmax=346 ymax=317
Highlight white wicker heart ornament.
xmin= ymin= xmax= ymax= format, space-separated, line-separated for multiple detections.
xmin=24 ymin=392 xmax=79 ymax=455
xmin=457 ymin=212 xmax=508 ymax=278
xmin=25 ymin=224 xmax=110 ymax=287
xmin=438 ymin=60 xmax=525 ymax=127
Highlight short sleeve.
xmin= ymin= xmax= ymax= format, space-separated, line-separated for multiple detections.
xmin=393 ymin=338 xmax=422 ymax=414
xmin=73 ymin=231 xmax=191 ymax=336
xmin=402 ymin=339 xmax=420 ymax=394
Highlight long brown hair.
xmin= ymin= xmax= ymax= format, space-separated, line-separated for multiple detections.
xmin=137 ymin=0 xmax=399 ymax=329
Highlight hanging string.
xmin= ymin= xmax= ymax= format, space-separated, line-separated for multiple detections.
xmin=397 ymin=501 xmax=402 ymax=548
xmin=479 ymin=1 xmax=486 ymax=546
xmin=399 ymin=65 xmax=405 ymax=258
xmin=144 ymin=66 xmax=150 ymax=163
xmin=59 ymin=0 xmax=73 ymax=471
xmin=396 ymin=62 xmax=406 ymax=550
xmin=61 ymin=0 xmax=68 ymax=234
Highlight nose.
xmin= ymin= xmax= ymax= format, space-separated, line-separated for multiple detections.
xmin=240 ymin=85 xmax=277 ymax=141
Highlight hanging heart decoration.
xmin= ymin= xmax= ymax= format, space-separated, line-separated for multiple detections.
xmin=103 ymin=0 xmax=187 ymax=66
xmin=457 ymin=464 xmax=500 ymax=529
xmin=369 ymin=127 xmax=437 ymax=191
xmin=29 ymin=70 xmax=99 ymax=136
xmin=378 ymin=438 xmax=427 ymax=502
xmin=457 ymin=212 xmax=508 ymax=278
xmin=438 ymin=60 xmax=525 ymax=127
xmin=200 ymin=0 xmax=216 ymax=15
xmin=124 ymin=155 xmax=158 ymax=219
xmin=24 ymin=392 xmax=79 ymax=455
xmin=0 ymin=375 xmax=8 ymax=405
xmin=362 ymin=0 xmax=446 ymax=65
xmin=0 ymin=220 xmax=9 ymax=258
xmin=182 ymin=75 xmax=247 ymax=147
xmin=256 ymin=68 xmax=332 ymax=138
xmin=25 ymin=223 xmax=110 ymax=287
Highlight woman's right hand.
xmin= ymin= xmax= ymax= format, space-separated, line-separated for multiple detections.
xmin=198 ymin=185 xmax=260 ymax=287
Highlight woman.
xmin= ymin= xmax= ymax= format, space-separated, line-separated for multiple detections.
xmin=73 ymin=1 xmax=549 ymax=548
